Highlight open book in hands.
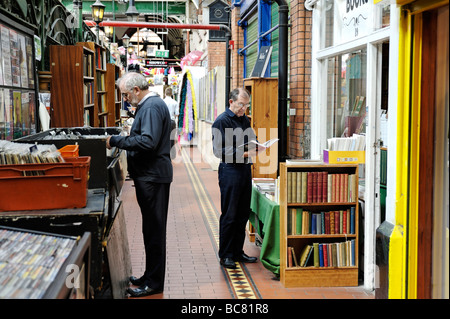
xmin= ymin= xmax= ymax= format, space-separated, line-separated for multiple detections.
xmin=238 ymin=138 xmax=279 ymax=151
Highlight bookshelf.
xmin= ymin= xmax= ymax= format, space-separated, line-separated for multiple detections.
xmin=279 ymin=162 xmax=359 ymax=287
xmin=50 ymin=44 xmax=97 ymax=127
xmin=106 ymin=63 xmax=122 ymax=126
xmin=76 ymin=42 xmax=109 ymax=127
xmin=243 ymin=78 xmax=278 ymax=179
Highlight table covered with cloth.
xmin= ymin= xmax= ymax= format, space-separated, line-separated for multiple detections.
xmin=249 ymin=185 xmax=280 ymax=276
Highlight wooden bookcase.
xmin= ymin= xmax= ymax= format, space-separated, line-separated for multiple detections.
xmin=50 ymin=44 xmax=96 ymax=127
xmin=77 ymin=42 xmax=108 ymax=127
xmin=279 ymin=162 xmax=359 ymax=287
xmin=243 ymin=78 xmax=278 ymax=179
xmin=106 ymin=63 xmax=122 ymax=127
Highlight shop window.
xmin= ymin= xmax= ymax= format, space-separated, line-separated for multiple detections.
xmin=325 ymin=49 xmax=367 ymax=139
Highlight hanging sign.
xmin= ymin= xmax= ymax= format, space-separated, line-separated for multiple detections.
xmin=155 ymin=50 xmax=169 ymax=58
xmin=337 ymin=0 xmax=371 ymax=43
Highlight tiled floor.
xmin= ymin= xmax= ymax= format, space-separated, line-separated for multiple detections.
xmin=122 ymin=146 xmax=374 ymax=300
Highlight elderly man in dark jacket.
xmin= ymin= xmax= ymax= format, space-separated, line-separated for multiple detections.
xmin=106 ymin=72 xmax=173 ymax=297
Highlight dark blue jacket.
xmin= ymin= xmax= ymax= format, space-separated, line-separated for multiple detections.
xmin=110 ymin=93 xmax=173 ymax=183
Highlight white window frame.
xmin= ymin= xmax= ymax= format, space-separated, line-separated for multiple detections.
xmin=310 ymin=0 xmax=400 ymax=291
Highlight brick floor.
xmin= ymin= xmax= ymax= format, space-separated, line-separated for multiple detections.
xmin=122 ymin=146 xmax=374 ymax=300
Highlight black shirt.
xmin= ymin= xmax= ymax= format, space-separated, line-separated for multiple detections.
xmin=212 ymin=107 xmax=257 ymax=164
xmin=109 ymin=93 xmax=173 ymax=183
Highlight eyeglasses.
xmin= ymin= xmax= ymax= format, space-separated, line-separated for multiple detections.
xmin=237 ymin=102 xmax=250 ymax=109
xmin=121 ymin=91 xmax=132 ymax=99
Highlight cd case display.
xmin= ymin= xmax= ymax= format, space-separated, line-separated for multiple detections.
xmin=0 ymin=226 xmax=90 ymax=299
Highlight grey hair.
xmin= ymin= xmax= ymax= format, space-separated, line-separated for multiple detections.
xmin=116 ymin=72 xmax=149 ymax=91
xmin=229 ymin=88 xmax=250 ymax=102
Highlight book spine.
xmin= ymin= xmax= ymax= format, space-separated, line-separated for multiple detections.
xmin=322 ymin=171 xmax=328 ymax=202
xmin=296 ymin=208 xmax=302 ymax=235
xmin=311 ymin=213 xmax=317 ymax=235
xmin=351 ymin=208 xmax=355 ymax=235
xmin=301 ymin=172 xmax=307 ymax=203
xmin=313 ymin=243 xmax=319 ymax=267
xmin=307 ymin=172 xmax=312 ymax=203
xmin=319 ymin=244 xmax=324 ymax=267
xmin=312 ymin=172 xmax=317 ymax=203
xmin=317 ymin=171 xmax=323 ymax=203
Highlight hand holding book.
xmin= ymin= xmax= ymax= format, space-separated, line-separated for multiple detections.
xmin=239 ymin=138 xmax=279 ymax=151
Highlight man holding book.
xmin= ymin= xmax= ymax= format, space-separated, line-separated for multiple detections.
xmin=211 ymin=88 xmax=263 ymax=269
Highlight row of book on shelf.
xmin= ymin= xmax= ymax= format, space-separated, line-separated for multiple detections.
xmin=288 ymin=240 xmax=356 ymax=268
xmin=287 ymin=207 xmax=356 ymax=236
xmin=83 ymin=82 xmax=94 ymax=105
xmin=287 ymin=171 xmax=357 ymax=204
xmin=83 ymin=53 xmax=94 ymax=78
xmin=96 ymin=71 xmax=105 ymax=91
xmin=95 ymin=46 xmax=107 ymax=71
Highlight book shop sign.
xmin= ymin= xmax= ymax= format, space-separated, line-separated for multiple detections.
xmin=155 ymin=50 xmax=169 ymax=58
xmin=337 ymin=0 xmax=370 ymax=43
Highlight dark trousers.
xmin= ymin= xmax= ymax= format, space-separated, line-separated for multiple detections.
xmin=133 ymin=179 xmax=171 ymax=290
xmin=218 ymin=163 xmax=252 ymax=259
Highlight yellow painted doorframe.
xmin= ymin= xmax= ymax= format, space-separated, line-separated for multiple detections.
xmin=391 ymin=7 xmax=423 ymax=299
xmin=391 ymin=0 xmax=448 ymax=298
xmin=389 ymin=8 xmax=412 ymax=299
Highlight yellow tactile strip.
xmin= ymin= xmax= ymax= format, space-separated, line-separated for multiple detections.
xmin=181 ymin=147 xmax=260 ymax=299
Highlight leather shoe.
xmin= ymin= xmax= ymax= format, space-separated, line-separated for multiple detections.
xmin=126 ymin=285 xmax=162 ymax=298
xmin=220 ymin=257 xmax=236 ymax=269
xmin=236 ymin=253 xmax=257 ymax=263
xmin=129 ymin=275 xmax=145 ymax=286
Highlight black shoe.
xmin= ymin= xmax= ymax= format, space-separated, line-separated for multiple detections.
xmin=129 ymin=275 xmax=145 ymax=286
xmin=236 ymin=253 xmax=257 ymax=263
xmin=126 ymin=285 xmax=163 ymax=298
xmin=220 ymin=257 xmax=237 ymax=269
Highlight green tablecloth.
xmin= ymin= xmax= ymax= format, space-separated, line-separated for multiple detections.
xmin=249 ymin=186 xmax=280 ymax=276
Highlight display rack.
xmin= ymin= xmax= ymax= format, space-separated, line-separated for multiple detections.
xmin=0 ymin=12 xmax=38 ymax=139
xmin=279 ymin=162 xmax=359 ymax=287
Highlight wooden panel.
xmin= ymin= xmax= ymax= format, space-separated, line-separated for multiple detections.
xmin=50 ymin=45 xmax=84 ymax=127
xmin=244 ymin=78 xmax=278 ymax=179
xmin=283 ymin=268 xmax=359 ymax=287
xmin=417 ymin=10 xmax=437 ymax=299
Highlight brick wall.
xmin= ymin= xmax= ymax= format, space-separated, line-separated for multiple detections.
xmin=288 ymin=0 xmax=312 ymax=158
xmin=230 ymin=7 xmax=244 ymax=89
xmin=207 ymin=41 xmax=227 ymax=72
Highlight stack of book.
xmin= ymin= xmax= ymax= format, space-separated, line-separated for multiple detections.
xmin=253 ymin=178 xmax=277 ymax=201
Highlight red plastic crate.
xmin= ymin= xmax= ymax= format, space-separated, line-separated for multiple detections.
xmin=0 ymin=156 xmax=91 ymax=212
